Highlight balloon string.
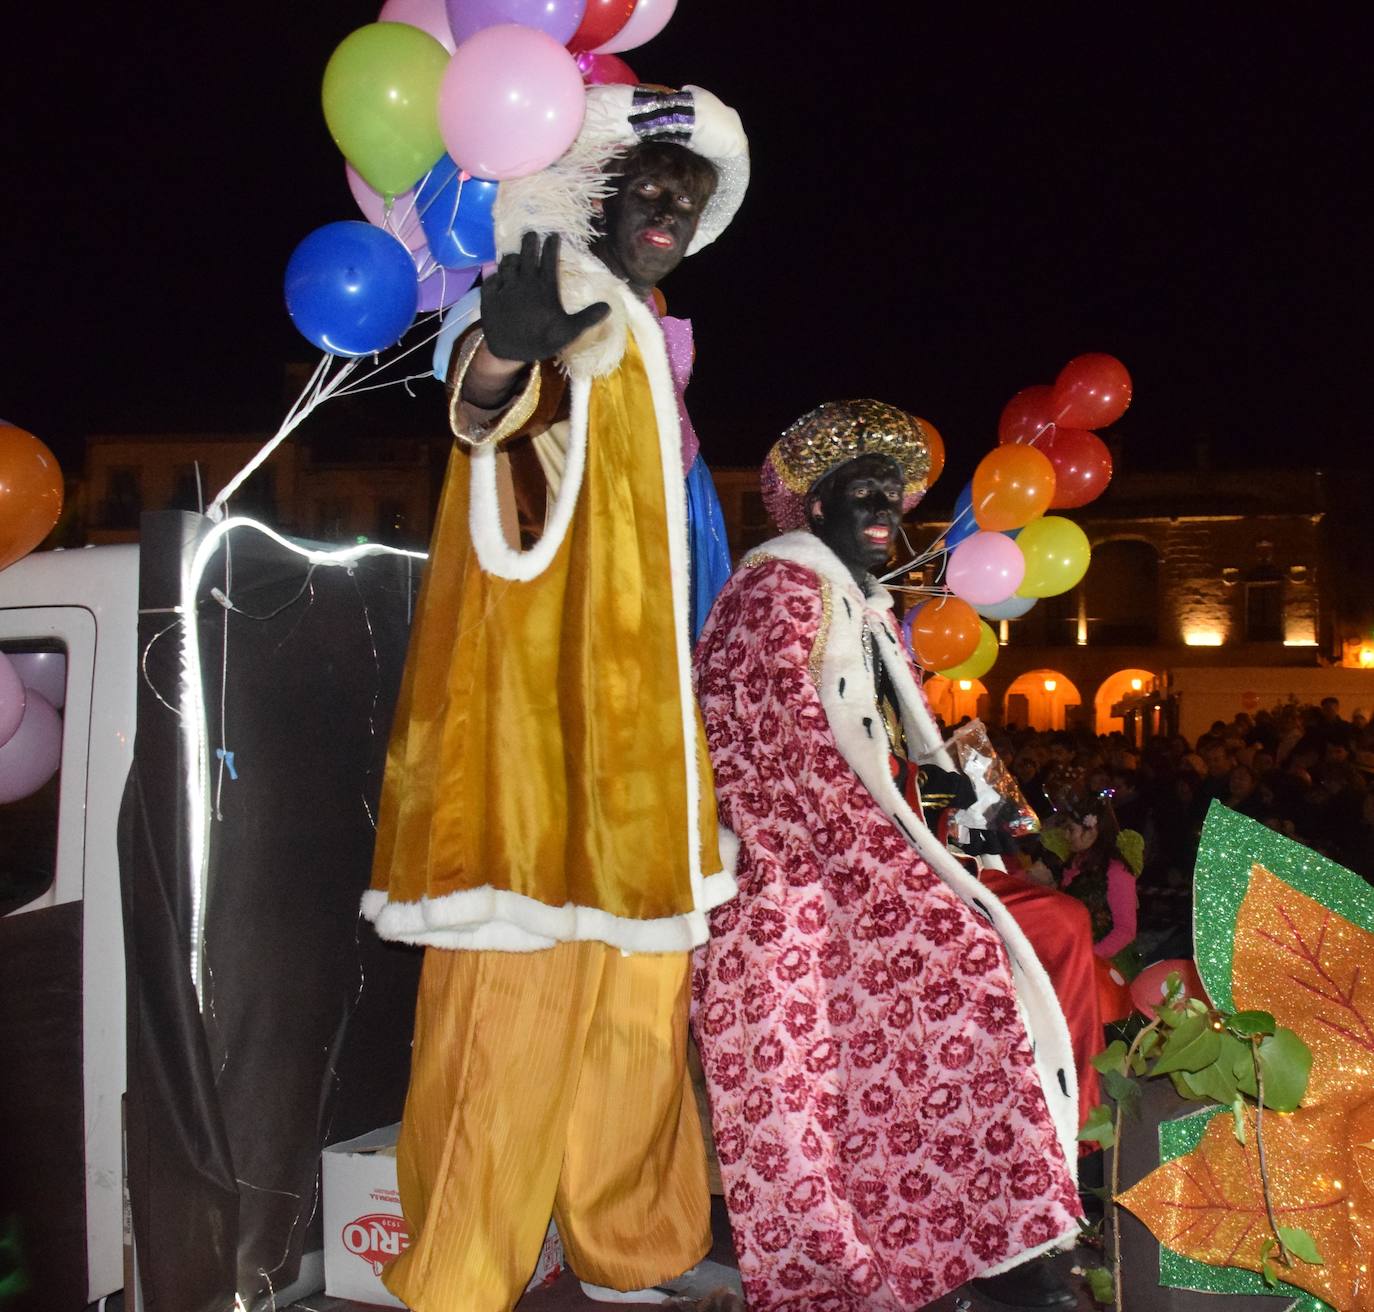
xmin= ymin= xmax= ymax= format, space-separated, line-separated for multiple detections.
xmin=878 ymin=418 xmax=1055 ymax=583
xmin=206 ymin=355 xmax=356 ymax=521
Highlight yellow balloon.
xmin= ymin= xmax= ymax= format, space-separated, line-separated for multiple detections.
xmin=1015 ymin=515 xmax=1091 ymax=597
xmin=936 ymin=620 xmax=998 ymax=681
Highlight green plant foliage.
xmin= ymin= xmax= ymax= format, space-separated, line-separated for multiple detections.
xmin=1078 ymin=1101 xmax=1115 ymax=1149
xmin=1277 ymin=1227 xmax=1324 ymax=1265
xmin=1091 ymin=1040 xmax=1129 ymax=1077
xmin=1226 ymin=1010 xmax=1277 ymax=1038
xmin=1152 ymin=1012 xmax=1222 ymax=1075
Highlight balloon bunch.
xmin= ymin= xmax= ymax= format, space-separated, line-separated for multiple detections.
xmin=0 ymin=650 xmax=64 ymax=805
xmin=286 ymin=0 xmax=678 ymax=358
xmin=898 ymin=353 xmax=1131 ymax=682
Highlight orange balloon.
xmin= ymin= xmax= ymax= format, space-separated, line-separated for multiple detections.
xmin=971 ymin=443 xmax=1055 ymax=531
xmin=906 ymin=596 xmax=980 ymax=671
xmin=916 ymin=416 xmax=945 ymax=489
xmin=0 ymin=424 xmax=64 ymax=572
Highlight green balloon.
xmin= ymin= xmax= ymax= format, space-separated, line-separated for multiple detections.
xmin=323 ymin=22 xmax=449 ymax=199
xmin=1014 ymin=515 xmax=1091 ymax=598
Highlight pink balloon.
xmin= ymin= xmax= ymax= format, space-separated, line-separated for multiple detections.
xmin=592 ymin=0 xmax=675 ymax=52
xmin=7 ymin=650 xmax=65 ymax=710
xmin=346 ymin=163 xmax=429 ymax=254
xmin=946 ymin=531 xmax=1026 ymax=606
xmin=0 ymin=653 xmax=23 ymax=748
xmin=574 ymin=50 xmax=638 ymax=85
xmin=417 ymin=262 xmax=478 ymax=311
xmin=378 ymin=0 xmax=457 ymax=52
xmin=0 ymin=688 xmax=61 ymax=805
xmin=438 ymin=24 xmax=586 ymax=179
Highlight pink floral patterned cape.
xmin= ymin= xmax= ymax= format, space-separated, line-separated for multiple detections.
xmin=692 ymin=536 xmax=1082 ymax=1311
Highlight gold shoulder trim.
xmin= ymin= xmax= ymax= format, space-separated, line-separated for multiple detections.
xmin=809 ymin=575 xmax=832 ymax=683
xmin=448 ymin=329 xmax=543 ymax=450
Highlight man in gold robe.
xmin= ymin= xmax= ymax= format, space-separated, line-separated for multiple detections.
xmin=362 ymin=85 xmax=749 ymax=1312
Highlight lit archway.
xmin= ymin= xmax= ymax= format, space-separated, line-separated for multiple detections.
xmin=1003 ymin=669 xmax=1082 ymax=732
xmin=1094 ymin=667 xmax=1160 ymax=735
xmin=922 ymin=675 xmax=989 ymax=726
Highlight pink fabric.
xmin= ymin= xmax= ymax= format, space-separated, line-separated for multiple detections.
xmin=657 ymin=313 xmax=700 ymax=473
xmin=1062 ymin=857 xmax=1138 ymax=958
xmin=692 ymin=557 xmax=1081 ymax=1312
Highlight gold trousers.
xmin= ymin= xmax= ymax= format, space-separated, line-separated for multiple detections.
xmin=383 ymin=941 xmax=711 ymax=1312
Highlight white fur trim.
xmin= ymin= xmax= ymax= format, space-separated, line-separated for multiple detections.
xmin=622 ymin=291 xmax=710 ymax=931
xmin=361 ymin=886 xmax=708 ymax=954
xmin=467 ymin=372 xmax=589 ymax=581
xmin=754 ymin=532 xmax=1081 ymax=1177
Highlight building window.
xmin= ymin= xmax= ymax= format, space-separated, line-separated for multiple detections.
xmin=235 ymin=469 xmax=277 ymax=523
xmin=375 ymin=499 xmax=407 ymax=543
xmin=314 ymin=498 xmax=349 ymax=540
xmin=1083 ymin=539 xmax=1160 ymax=645
xmin=168 ymin=463 xmax=202 ymax=512
xmin=100 ymin=467 xmax=142 ymax=529
xmin=1245 ymin=579 xmax=1283 ymax=642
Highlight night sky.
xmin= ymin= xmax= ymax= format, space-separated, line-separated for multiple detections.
xmin=5 ymin=5 xmax=1371 ymax=497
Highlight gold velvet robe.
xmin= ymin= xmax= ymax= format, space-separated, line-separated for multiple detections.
xmin=363 ymin=288 xmax=734 ymax=952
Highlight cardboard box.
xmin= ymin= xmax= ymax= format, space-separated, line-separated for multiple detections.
xmin=323 ymin=1124 xmax=563 ymax=1307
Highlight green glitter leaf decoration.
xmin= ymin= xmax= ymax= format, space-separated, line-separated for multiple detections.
xmin=1193 ymin=802 xmax=1374 ymax=1013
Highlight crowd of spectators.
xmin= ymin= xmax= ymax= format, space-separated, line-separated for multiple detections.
xmin=979 ymin=697 xmax=1374 ymax=959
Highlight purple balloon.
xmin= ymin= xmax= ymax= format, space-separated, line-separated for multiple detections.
xmin=346 ymin=163 xmax=428 ymax=254
xmin=946 ymin=531 xmax=1026 ymax=606
xmin=417 ymin=262 xmax=479 ymax=311
xmin=0 ymin=653 xmax=23 ymax=748
xmin=446 ymin=0 xmax=587 ymax=45
xmin=7 ymin=650 xmax=66 ymax=710
xmin=0 ymin=688 xmax=61 ymax=804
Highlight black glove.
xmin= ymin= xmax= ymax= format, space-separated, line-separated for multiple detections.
xmin=479 ymin=232 xmax=611 ymax=363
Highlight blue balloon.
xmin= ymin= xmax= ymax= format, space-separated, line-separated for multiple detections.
xmin=417 ymin=158 xmax=497 ymax=269
xmin=944 ymin=481 xmax=978 ymax=550
xmin=976 ymin=592 xmax=1037 ymax=621
xmin=285 ymin=221 xmax=418 ymax=357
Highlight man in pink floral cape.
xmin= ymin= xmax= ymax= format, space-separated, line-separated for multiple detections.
xmin=691 ymin=401 xmax=1083 ymax=1310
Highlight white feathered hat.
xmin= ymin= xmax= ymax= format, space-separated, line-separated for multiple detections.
xmin=493 ymin=83 xmax=749 ymax=260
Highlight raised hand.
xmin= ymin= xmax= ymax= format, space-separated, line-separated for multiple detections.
xmin=479 ymin=232 xmax=610 ymax=363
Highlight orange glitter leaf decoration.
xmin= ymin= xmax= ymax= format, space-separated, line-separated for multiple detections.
xmin=1119 ymin=864 xmax=1374 ymax=1310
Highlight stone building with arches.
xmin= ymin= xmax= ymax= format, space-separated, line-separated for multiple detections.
xmin=713 ymin=462 xmax=1374 ymax=740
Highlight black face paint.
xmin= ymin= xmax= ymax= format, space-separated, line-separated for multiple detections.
xmin=807 ymin=453 xmax=905 ymax=588
xmin=591 ymin=144 xmax=716 ymax=295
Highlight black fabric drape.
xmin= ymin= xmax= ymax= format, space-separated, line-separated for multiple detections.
xmin=0 ymin=901 xmax=87 ymax=1312
xmin=122 ymin=512 xmax=422 ymax=1311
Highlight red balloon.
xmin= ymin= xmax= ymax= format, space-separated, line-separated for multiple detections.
xmin=997 ymin=384 xmax=1056 ymax=446
xmin=1129 ymin=957 xmax=1206 ymax=1018
xmin=1040 ymin=427 xmax=1113 ymax=509
xmin=567 ymin=0 xmax=636 ymax=52
xmin=1050 ymin=353 xmax=1132 ymax=429
xmin=576 ymin=50 xmax=638 ymax=84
